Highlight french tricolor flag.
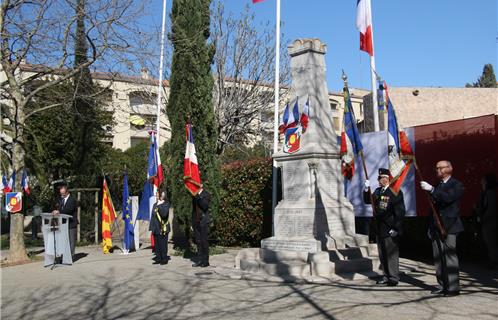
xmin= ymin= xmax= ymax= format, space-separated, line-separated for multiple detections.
xmin=184 ymin=122 xmax=202 ymax=195
xmin=300 ymin=97 xmax=310 ymax=132
xmin=1 ymin=175 xmax=10 ymax=194
xmin=356 ymin=0 xmax=374 ymax=56
xmin=21 ymin=170 xmax=30 ymax=195
xmin=148 ymin=131 xmax=164 ymax=190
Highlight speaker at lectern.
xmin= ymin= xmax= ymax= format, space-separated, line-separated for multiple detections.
xmin=41 ymin=213 xmax=73 ymax=267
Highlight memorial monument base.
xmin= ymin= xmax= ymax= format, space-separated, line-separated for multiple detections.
xmin=237 ymin=234 xmax=379 ymax=279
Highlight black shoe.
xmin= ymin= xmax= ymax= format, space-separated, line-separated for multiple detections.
xmin=200 ymin=262 xmax=210 ymax=268
xmin=431 ymin=288 xmax=446 ymax=295
xmin=387 ymin=281 xmax=398 ymax=287
xmin=192 ymin=261 xmax=203 ymax=267
xmin=160 ymin=261 xmax=168 ymax=265
xmin=376 ymin=278 xmax=388 ymax=285
xmin=153 ymin=261 xmax=161 ymax=265
xmin=444 ymin=291 xmax=460 ymax=297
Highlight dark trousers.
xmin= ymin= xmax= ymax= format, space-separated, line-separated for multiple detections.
xmin=154 ymin=233 xmax=169 ymax=262
xmin=377 ymin=235 xmax=399 ymax=282
xmin=432 ymin=233 xmax=460 ymax=292
xmin=193 ymin=222 xmax=209 ymax=264
xmin=69 ymin=228 xmax=77 ymax=256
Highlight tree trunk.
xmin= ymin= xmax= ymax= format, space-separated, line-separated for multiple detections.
xmin=7 ymin=96 xmax=29 ymax=263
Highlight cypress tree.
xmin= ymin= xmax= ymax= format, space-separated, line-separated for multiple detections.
xmin=466 ymin=64 xmax=497 ymax=88
xmin=167 ymin=0 xmax=220 ymax=237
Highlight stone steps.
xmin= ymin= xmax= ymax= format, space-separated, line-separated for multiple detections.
xmin=237 ymin=244 xmax=380 ymax=278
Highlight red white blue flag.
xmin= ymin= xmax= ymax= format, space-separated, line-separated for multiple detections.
xmin=356 ymin=0 xmax=374 ymax=56
xmin=386 ymin=85 xmax=414 ymax=194
xmin=278 ymin=100 xmax=300 ymax=134
xmin=1 ymin=175 xmax=10 ymax=194
xmin=21 ymin=170 xmax=30 ymax=195
xmin=184 ymin=121 xmax=202 ymax=195
xmin=300 ymin=97 xmax=310 ymax=132
xmin=340 ymin=87 xmax=363 ymax=180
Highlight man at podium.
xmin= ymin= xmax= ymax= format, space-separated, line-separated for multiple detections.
xmin=52 ymin=181 xmax=78 ymax=257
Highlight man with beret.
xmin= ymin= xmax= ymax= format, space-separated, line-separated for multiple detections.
xmin=364 ymin=168 xmax=406 ymax=286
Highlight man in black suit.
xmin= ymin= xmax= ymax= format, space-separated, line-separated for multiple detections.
xmin=191 ymin=187 xmax=211 ymax=268
xmin=52 ymin=182 xmax=78 ymax=257
xmin=421 ymin=160 xmax=464 ymax=297
xmin=364 ymin=168 xmax=406 ymax=286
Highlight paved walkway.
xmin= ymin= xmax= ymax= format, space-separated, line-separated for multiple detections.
xmin=1 ymin=246 xmax=497 ymax=320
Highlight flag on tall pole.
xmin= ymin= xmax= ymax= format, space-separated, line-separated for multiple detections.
xmin=102 ymin=178 xmax=117 ymax=254
xmin=356 ymin=0 xmax=379 ymax=131
xmin=356 ymin=0 xmax=373 ymax=56
xmin=384 ymin=81 xmax=414 ymax=194
xmin=340 ymin=84 xmax=364 ymax=180
xmin=137 ymin=132 xmax=162 ymax=221
xmin=122 ymin=173 xmax=134 ymax=253
xmin=184 ymin=121 xmax=202 ymax=195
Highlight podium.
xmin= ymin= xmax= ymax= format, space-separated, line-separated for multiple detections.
xmin=41 ymin=213 xmax=73 ymax=267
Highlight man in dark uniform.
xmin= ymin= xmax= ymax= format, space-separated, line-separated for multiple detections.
xmin=421 ymin=160 xmax=464 ymax=296
xmin=364 ymin=168 xmax=406 ymax=286
xmin=150 ymin=191 xmax=170 ymax=265
xmin=52 ymin=181 xmax=77 ymax=257
xmin=192 ymin=187 xmax=211 ymax=267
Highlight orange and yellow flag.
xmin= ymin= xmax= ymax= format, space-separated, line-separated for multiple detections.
xmin=102 ymin=179 xmax=117 ymax=254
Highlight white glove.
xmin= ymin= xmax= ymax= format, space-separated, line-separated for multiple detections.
xmin=420 ymin=181 xmax=434 ymax=193
xmin=388 ymin=229 xmax=398 ymax=237
xmin=364 ymin=179 xmax=370 ymax=191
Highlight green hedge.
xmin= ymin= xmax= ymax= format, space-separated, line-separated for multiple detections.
xmin=213 ymin=158 xmax=273 ymax=247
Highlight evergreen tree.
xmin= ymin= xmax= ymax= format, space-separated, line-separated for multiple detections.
xmin=466 ymin=64 xmax=497 ymax=88
xmin=167 ymin=0 xmax=220 ymax=237
xmin=24 ymin=0 xmax=112 ymax=200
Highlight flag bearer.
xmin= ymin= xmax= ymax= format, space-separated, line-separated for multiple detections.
xmin=191 ymin=187 xmax=211 ymax=268
xmin=150 ymin=191 xmax=170 ymax=265
xmin=364 ymin=168 xmax=406 ymax=286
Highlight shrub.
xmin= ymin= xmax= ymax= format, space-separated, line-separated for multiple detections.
xmin=213 ymin=158 xmax=273 ymax=247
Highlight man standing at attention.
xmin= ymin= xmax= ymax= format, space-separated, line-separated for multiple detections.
xmin=192 ymin=187 xmax=211 ymax=268
xmin=364 ymin=168 xmax=406 ymax=287
xmin=421 ymin=160 xmax=464 ymax=296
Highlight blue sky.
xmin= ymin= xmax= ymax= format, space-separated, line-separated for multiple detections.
xmin=145 ymin=0 xmax=497 ymax=92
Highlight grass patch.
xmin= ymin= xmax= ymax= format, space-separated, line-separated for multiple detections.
xmin=1 ymin=234 xmax=45 ymax=250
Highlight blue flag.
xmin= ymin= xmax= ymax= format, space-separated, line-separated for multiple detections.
xmin=122 ymin=173 xmax=134 ymax=251
xmin=137 ymin=180 xmax=153 ymax=221
xmin=343 ymin=87 xmax=363 ymax=155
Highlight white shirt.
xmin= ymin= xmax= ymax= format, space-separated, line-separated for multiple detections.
xmin=442 ymin=176 xmax=451 ymax=184
xmin=62 ymin=194 xmax=70 ymax=207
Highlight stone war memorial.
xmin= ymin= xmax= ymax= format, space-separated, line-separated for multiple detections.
xmin=236 ymin=38 xmax=379 ymax=279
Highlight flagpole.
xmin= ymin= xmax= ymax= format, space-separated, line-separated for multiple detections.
xmin=369 ymin=0 xmax=379 ymax=132
xmin=271 ymin=0 xmax=281 ymax=236
xmin=156 ymin=0 xmax=168 ymax=143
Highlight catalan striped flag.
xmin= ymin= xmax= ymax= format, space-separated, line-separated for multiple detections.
xmin=102 ymin=178 xmax=117 ymax=254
